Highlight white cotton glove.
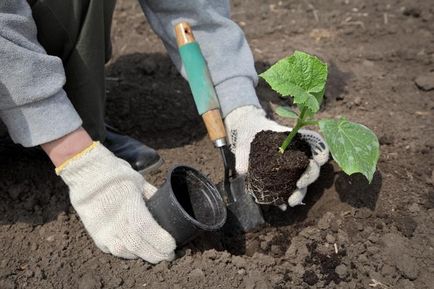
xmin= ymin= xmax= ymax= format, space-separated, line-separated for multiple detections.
xmin=56 ymin=142 xmax=176 ymax=264
xmin=224 ymin=105 xmax=329 ymax=209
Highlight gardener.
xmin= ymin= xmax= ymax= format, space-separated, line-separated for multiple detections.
xmin=0 ymin=0 xmax=329 ymax=263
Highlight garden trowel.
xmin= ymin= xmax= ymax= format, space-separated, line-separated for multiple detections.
xmin=174 ymin=22 xmax=264 ymax=232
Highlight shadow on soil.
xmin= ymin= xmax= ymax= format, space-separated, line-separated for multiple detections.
xmin=105 ymin=53 xmax=206 ymax=150
xmin=335 ymin=171 xmax=382 ymax=210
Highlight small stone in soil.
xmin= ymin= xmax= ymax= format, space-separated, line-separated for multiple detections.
xmin=78 ymin=273 xmax=102 ymax=289
xmin=326 ymin=234 xmax=336 ymax=243
xmin=318 ymin=212 xmax=335 ymax=230
xmin=414 ymin=72 xmax=434 ymax=91
xmin=396 ymin=254 xmax=419 ymax=280
xmin=335 ymin=264 xmax=348 ymax=279
xmin=188 ymin=268 xmax=205 ymax=280
xmin=231 ymin=256 xmax=247 ymax=268
xmin=398 ymin=278 xmax=415 ymax=289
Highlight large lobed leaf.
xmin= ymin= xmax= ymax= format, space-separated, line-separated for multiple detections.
xmin=319 ymin=118 xmax=380 ymax=183
xmin=260 ymin=51 xmax=328 ymax=114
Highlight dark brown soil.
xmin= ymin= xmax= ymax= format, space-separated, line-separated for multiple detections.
xmin=247 ymin=131 xmax=311 ymax=206
xmin=1 ymin=0 xmax=434 ymax=288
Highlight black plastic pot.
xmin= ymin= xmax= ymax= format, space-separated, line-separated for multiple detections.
xmin=147 ymin=166 xmax=227 ymax=246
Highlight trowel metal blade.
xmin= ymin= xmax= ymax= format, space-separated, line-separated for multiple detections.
xmin=218 ymin=175 xmax=265 ymax=232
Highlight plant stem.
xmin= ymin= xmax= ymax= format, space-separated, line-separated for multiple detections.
xmin=279 ymin=107 xmax=310 ymax=153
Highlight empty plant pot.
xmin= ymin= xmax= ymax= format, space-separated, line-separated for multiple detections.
xmin=147 ymin=165 xmax=227 ymax=246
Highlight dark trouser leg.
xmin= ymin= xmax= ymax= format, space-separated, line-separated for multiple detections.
xmin=30 ymin=0 xmax=116 ymax=141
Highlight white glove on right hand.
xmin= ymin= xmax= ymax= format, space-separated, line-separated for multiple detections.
xmin=225 ymin=106 xmax=329 ymax=209
xmin=57 ymin=142 xmax=176 ymax=264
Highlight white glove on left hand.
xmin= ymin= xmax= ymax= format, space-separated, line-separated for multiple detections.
xmin=57 ymin=142 xmax=176 ymax=264
xmin=224 ymin=105 xmax=329 ymax=209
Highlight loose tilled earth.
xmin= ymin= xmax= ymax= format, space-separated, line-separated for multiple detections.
xmin=1 ymin=0 xmax=433 ymax=288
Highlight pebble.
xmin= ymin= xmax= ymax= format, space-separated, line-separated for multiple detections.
xmin=253 ymin=253 xmax=275 ymax=267
xmin=121 ymin=262 xmax=130 ymax=270
xmin=231 ymin=256 xmax=247 ymax=268
xmin=396 ymin=254 xmax=419 ymax=280
xmin=355 ymin=208 xmax=372 ymax=219
xmin=34 ymin=267 xmax=45 ymax=280
xmin=408 ymin=203 xmax=420 ymax=213
xmin=330 ymin=221 xmax=340 ymax=233
xmin=46 ymin=235 xmax=55 ymax=242
xmin=381 ymin=264 xmax=396 ymax=277
xmin=153 ymin=261 xmax=168 ymax=273
xmin=299 ymin=227 xmax=321 ymax=241
xmin=318 ymin=212 xmax=335 ymax=230
xmin=358 ymin=254 xmax=368 ymax=263
xmin=379 ymin=134 xmax=394 ymax=145
xmin=24 ymin=270 xmax=34 ymax=278
xmin=415 ymin=72 xmax=434 ymax=91
xmin=260 ymin=241 xmax=269 ymax=251
xmin=270 ymin=245 xmax=282 ymax=255
xmin=398 ymin=278 xmax=415 ymax=289
xmin=367 ymin=246 xmax=379 ymax=255
xmin=293 ymin=263 xmax=305 ymax=277
xmin=188 ymin=268 xmax=205 ymax=280
xmin=245 ymin=270 xmax=270 ymax=289
xmin=337 ymin=229 xmax=349 ymax=244
xmin=78 ymin=273 xmax=102 ymax=289
xmin=354 ymin=96 xmax=362 ymax=106
xmin=326 ymin=234 xmax=336 ymax=243
xmin=335 ymin=264 xmax=348 ymax=278
xmin=112 ymin=277 xmax=123 ymax=286
xmin=368 ymin=233 xmax=379 ymax=243
xmin=202 ymin=249 xmax=217 ymax=260
xmin=0 ymin=259 xmax=8 ymax=268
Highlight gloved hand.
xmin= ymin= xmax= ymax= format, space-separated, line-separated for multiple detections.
xmin=224 ymin=105 xmax=329 ymax=209
xmin=56 ymin=142 xmax=176 ymax=264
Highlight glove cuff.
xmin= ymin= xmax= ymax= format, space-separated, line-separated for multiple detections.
xmin=55 ymin=141 xmax=99 ymax=175
xmin=56 ymin=142 xmax=137 ymax=190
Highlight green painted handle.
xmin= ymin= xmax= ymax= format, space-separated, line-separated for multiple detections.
xmin=178 ymin=42 xmax=220 ymax=115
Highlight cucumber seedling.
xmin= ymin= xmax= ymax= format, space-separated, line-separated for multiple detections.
xmin=260 ymin=51 xmax=380 ymax=182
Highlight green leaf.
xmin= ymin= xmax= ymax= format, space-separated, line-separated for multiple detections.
xmin=275 ymin=106 xmax=298 ymax=118
xmin=259 ymin=51 xmax=328 ymax=114
xmin=319 ymin=118 xmax=380 ymax=183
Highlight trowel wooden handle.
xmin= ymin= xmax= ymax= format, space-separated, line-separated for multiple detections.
xmin=202 ymin=109 xmax=227 ymax=144
xmin=175 ymin=22 xmax=227 ymax=146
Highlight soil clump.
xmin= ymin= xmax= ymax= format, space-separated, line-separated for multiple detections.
xmin=248 ymin=131 xmax=311 ymax=205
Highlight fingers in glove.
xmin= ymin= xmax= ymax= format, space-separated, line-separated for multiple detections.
xmin=288 ymin=187 xmax=308 ymax=207
xmin=299 ymin=129 xmax=329 ymax=166
xmin=296 ymin=160 xmax=320 ymax=188
xmin=132 ymin=205 xmax=176 ymax=253
xmin=109 ymin=240 xmax=137 ymax=259
xmin=124 ymin=230 xmax=175 ymax=264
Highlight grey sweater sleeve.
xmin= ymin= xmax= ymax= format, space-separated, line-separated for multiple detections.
xmin=138 ymin=0 xmax=261 ymax=117
xmin=0 ymin=0 xmax=82 ymax=147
